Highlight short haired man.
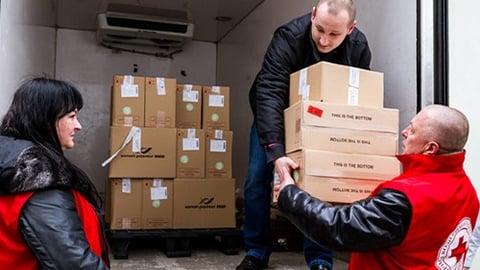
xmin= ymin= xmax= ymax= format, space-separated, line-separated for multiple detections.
xmin=238 ymin=0 xmax=371 ymax=269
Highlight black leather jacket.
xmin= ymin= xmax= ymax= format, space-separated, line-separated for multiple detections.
xmin=249 ymin=13 xmax=371 ymax=163
xmin=0 ymin=136 xmax=109 ymax=269
xmin=277 ymin=185 xmax=412 ymax=251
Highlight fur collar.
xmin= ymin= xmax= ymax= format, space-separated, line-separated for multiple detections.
xmin=1 ymin=144 xmax=74 ymax=194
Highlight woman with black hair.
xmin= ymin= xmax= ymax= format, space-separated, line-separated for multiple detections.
xmin=0 ymin=77 xmax=110 ymax=269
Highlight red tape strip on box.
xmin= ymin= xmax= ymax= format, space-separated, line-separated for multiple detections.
xmin=307 ymin=105 xmax=324 ymax=118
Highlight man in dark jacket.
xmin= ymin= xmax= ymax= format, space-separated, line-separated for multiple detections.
xmin=275 ymin=104 xmax=479 ymax=269
xmin=237 ymin=0 xmax=371 ymax=270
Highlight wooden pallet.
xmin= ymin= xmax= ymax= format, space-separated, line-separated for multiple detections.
xmin=108 ymin=228 xmax=242 ymax=259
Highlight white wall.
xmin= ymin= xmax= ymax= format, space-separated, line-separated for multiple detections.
xmin=356 ymin=0 xmax=417 ymax=131
xmin=0 ymin=0 xmax=56 ymax=117
xmin=55 ymin=29 xmax=217 ymax=192
xmin=218 ymin=0 xmax=417 ymax=192
xmin=449 ymin=1 xmax=480 ymax=268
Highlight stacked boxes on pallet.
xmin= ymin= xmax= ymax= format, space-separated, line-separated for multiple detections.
xmin=173 ymin=84 xmax=235 ymax=229
xmin=106 ymin=75 xmax=176 ymax=230
xmin=274 ymin=62 xmax=401 ymax=204
xmin=104 ymin=75 xmax=236 ymax=231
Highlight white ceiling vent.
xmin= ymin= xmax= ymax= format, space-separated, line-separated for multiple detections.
xmin=96 ymin=4 xmax=194 ymax=49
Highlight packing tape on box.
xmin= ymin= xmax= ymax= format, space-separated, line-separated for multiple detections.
xmin=101 ymin=126 xmax=141 ymax=167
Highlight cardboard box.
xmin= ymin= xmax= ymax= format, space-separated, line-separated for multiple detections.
xmin=141 ymin=179 xmax=174 ymax=229
xmin=273 ymin=149 xmax=396 ymax=203
xmin=109 ymin=178 xmax=143 ymax=230
xmin=285 ymin=100 xmax=399 ymax=133
xmin=205 ymin=130 xmax=233 ymax=178
xmin=289 ymin=61 xmax=384 ymax=107
xmin=111 ymin=75 xmax=145 ymax=127
xmin=107 ymin=126 xmax=177 ymax=178
xmin=145 ymin=77 xmax=176 ymax=128
xmin=202 ymin=86 xmax=230 ymax=130
xmin=176 ymin=84 xmax=202 ymax=128
xmin=173 ymin=178 xmax=236 ymax=229
xmin=176 ymin=129 xmax=205 ymax=178
xmin=273 ymin=176 xmax=384 ymax=204
xmin=288 ymin=149 xmax=401 ymax=180
xmin=285 ymin=126 xmax=398 ymax=156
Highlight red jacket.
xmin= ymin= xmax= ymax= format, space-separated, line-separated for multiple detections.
xmin=0 ymin=136 xmax=109 ymax=269
xmin=278 ymin=151 xmax=479 ymax=270
xmin=0 ymin=190 xmax=109 ymax=269
xmin=350 ymin=152 xmax=479 ymax=269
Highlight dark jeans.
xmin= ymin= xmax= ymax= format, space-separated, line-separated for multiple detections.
xmin=242 ymin=123 xmax=333 ymax=269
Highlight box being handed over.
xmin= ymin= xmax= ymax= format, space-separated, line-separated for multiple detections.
xmin=289 ymin=61 xmax=384 ymax=107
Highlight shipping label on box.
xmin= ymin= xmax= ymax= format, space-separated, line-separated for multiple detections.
xmin=176 ymin=84 xmax=202 ymax=129
xmin=111 ymin=75 xmax=145 ymax=127
xmin=289 ymin=149 xmax=400 ymax=180
xmin=173 ymin=178 xmax=236 ymax=229
xmin=202 ymin=86 xmax=230 ymax=130
xmin=205 ymin=130 xmax=233 ymax=178
xmin=145 ymin=77 xmax=176 ymax=128
xmin=107 ymin=126 xmax=177 ymax=178
xmin=285 ymin=100 xmax=399 ymax=133
xmin=109 ymin=178 xmax=143 ymax=230
xmin=285 ymin=125 xmax=398 ymax=156
xmin=289 ymin=61 xmax=384 ymax=107
xmin=176 ymin=129 xmax=205 ymax=178
xmin=142 ymin=179 xmax=173 ymax=229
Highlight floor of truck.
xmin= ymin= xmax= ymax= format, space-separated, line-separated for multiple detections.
xmin=110 ymin=241 xmax=350 ymax=270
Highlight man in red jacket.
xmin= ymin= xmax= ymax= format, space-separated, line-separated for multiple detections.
xmin=276 ymin=104 xmax=479 ymax=269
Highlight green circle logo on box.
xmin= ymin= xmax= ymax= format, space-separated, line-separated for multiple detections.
xmin=123 ymin=106 xmax=132 ymax=115
xmin=180 ymin=155 xmax=189 ymax=164
xmin=215 ymin=162 xmax=224 ymax=170
xmin=185 ymin=103 xmax=194 ymax=111
xmin=152 ymin=200 xmax=161 ymax=208
xmin=292 ymin=170 xmax=300 ymax=183
xmin=211 ymin=113 xmax=219 ymax=122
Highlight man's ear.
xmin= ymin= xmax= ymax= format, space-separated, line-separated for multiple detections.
xmin=311 ymin=5 xmax=317 ymax=21
xmin=422 ymin=141 xmax=440 ymax=155
xmin=347 ymin=20 xmax=357 ymax=35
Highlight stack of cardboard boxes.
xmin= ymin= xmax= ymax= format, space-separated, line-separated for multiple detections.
xmin=275 ymin=62 xmax=401 ymax=203
xmin=105 ymin=75 xmax=236 ymax=231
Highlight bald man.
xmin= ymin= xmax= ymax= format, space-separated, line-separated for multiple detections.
xmin=276 ymin=104 xmax=479 ymax=269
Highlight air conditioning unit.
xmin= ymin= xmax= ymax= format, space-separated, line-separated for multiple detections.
xmin=96 ymin=4 xmax=194 ymax=48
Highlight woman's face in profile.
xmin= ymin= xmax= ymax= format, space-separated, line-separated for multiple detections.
xmin=56 ymin=109 xmax=82 ymax=150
